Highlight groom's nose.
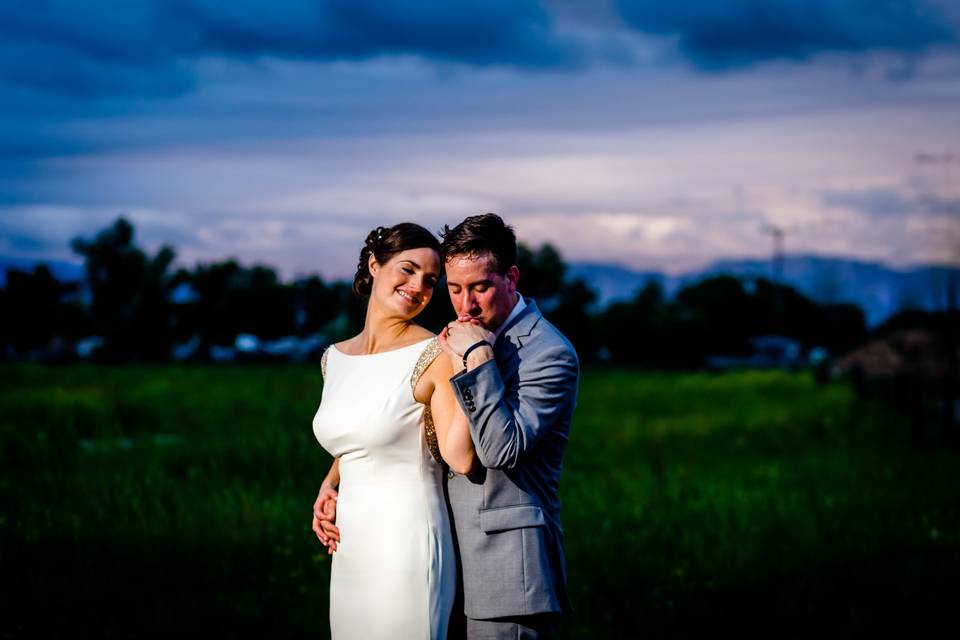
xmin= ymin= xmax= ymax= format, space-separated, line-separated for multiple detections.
xmin=453 ymin=290 xmax=478 ymax=315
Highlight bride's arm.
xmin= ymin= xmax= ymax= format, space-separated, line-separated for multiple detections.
xmin=424 ymin=355 xmax=476 ymax=475
xmin=319 ymin=457 xmax=340 ymax=493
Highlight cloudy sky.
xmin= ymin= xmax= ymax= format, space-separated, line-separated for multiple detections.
xmin=2 ymin=0 xmax=959 ymax=279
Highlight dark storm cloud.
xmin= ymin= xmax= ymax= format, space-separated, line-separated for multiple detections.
xmin=615 ymin=0 xmax=958 ymax=69
xmin=0 ymin=0 xmax=191 ymax=98
xmin=3 ymin=0 xmax=956 ymax=102
xmin=178 ymin=0 xmax=576 ymax=65
xmin=0 ymin=0 xmax=579 ymax=99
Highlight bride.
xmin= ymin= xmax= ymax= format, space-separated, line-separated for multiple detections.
xmin=311 ymin=222 xmax=475 ymax=639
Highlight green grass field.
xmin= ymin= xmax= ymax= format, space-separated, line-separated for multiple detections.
xmin=2 ymin=365 xmax=958 ymax=638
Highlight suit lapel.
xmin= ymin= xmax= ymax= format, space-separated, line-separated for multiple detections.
xmin=496 ymin=298 xmax=541 ymax=351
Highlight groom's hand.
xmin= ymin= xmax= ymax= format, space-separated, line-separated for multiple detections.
xmin=313 ymin=484 xmax=340 ymax=553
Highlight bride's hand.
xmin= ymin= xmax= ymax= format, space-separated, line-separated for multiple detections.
xmin=313 ymin=485 xmax=340 ymax=553
xmin=442 ymin=319 xmax=494 ymax=357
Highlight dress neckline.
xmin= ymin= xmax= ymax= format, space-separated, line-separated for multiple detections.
xmin=331 ymin=336 xmax=434 ymax=358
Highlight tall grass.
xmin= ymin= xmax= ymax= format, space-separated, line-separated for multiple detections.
xmin=1 ymin=365 xmax=957 ymax=637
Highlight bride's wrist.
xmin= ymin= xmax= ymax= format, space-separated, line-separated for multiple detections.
xmin=449 ymin=352 xmax=465 ymax=373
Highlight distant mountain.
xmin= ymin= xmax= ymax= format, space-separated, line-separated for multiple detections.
xmin=0 ymin=256 xmax=84 ymax=287
xmin=563 ymin=263 xmax=671 ymax=310
xmin=568 ymin=255 xmax=960 ymax=327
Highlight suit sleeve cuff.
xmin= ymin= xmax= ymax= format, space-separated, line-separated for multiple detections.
xmin=450 ymin=359 xmax=504 ymax=418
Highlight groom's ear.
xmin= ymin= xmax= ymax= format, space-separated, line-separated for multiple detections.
xmin=506 ymin=265 xmax=519 ymax=292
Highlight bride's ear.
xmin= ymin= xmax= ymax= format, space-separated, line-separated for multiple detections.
xmin=368 ymin=253 xmax=379 ymax=277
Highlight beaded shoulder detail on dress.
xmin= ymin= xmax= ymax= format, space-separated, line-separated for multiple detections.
xmin=410 ymin=338 xmax=444 ymax=467
xmin=410 ymin=338 xmax=442 ymax=392
xmin=320 ymin=346 xmax=330 ymax=380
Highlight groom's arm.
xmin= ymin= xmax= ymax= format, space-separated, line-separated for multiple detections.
xmin=450 ymin=343 xmax=578 ymax=470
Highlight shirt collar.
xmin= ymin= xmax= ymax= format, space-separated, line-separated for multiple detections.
xmin=493 ymin=292 xmax=526 ymax=341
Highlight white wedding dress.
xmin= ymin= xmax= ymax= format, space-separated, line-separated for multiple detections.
xmin=312 ymin=337 xmax=455 ymax=640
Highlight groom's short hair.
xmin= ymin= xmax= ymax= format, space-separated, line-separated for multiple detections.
xmin=439 ymin=213 xmax=517 ymax=275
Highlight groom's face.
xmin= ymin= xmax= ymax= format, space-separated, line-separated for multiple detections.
xmin=444 ymin=252 xmax=519 ymax=332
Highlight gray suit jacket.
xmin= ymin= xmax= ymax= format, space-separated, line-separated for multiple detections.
xmin=446 ymin=299 xmax=579 ymax=620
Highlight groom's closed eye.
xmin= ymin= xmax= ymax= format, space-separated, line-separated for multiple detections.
xmin=448 ymin=281 xmax=491 ymax=294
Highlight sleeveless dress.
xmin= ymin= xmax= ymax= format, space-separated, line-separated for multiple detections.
xmin=312 ymin=337 xmax=455 ymax=640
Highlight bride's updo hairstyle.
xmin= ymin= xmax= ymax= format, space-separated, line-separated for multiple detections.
xmin=352 ymin=223 xmax=441 ymax=298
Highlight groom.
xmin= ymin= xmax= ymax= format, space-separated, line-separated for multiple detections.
xmin=318 ymin=213 xmax=579 ymax=638
xmin=436 ymin=213 xmax=579 ymax=638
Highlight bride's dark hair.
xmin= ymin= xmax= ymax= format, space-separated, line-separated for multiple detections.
xmin=353 ymin=223 xmax=441 ymax=298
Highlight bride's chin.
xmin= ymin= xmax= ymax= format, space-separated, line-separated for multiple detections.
xmin=403 ymin=298 xmax=428 ymax=315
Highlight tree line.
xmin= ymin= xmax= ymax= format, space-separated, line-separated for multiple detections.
xmin=0 ymin=216 xmax=898 ymax=366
